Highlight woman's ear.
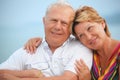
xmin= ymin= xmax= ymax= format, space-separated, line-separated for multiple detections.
xmin=101 ymin=21 xmax=106 ymax=29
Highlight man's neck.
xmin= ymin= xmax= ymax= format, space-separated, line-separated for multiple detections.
xmin=48 ymin=44 xmax=61 ymax=53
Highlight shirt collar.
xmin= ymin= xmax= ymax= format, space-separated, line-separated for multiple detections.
xmin=42 ymin=37 xmax=71 ymax=49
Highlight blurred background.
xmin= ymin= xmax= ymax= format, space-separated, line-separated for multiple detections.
xmin=0 ymin=0 xmax=120 ymax=63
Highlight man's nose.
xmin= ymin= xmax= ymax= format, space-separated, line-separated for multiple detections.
xmin=55 ymin=21 xmax=62 ymax=30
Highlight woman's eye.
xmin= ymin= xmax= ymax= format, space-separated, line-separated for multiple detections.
xmin=88 ymin=26 xmax=93 ymax=31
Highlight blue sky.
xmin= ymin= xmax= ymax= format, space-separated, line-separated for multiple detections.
xmin=0 ymin=0 xmax=120 ymax=63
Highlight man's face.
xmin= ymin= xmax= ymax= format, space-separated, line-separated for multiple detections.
xmin=43 ymin=6 xmax=74 ymax=47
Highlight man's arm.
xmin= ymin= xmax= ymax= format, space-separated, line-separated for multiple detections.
xmin=0 ymin=70 xmax=77 ymax=80
xmin=0 ymin=69 xmax=43 ymax=78
xmin=0 ymin=73 xmax=20 ymax=80
xmin=21 ymin=70 xmax=78 ymax=80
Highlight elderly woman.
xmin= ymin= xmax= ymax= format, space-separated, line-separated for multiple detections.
xmin=24 ymin=6 xmax=120 ymax=80
xmin=72 ymin=6 xmax=120 ymax=80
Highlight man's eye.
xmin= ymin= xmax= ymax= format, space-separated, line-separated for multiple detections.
xmin=78 ymin=34 xmax=83 ymax=39
xmin=62 ymin=22 xmax=68 ymax=27
xmin=51 ymin=20 xmax=57 ymax=22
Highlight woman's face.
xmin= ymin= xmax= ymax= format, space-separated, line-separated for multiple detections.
xmin=74 ymin=21 xmax=106 ymax=50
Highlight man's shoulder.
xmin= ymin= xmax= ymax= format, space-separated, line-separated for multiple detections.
xmin=9 ymin=47 xmax=30 ymax=58
xmin=67 ymin=37 xmax=92 ymax=54
xmin=68 ymin=37 xmax=84 ymax=48
xmin=13 ymin=47 xmax=26 ymax=54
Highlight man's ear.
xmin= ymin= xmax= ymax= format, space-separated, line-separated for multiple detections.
xmin=43 ymin=17 xmax=45 ymax=25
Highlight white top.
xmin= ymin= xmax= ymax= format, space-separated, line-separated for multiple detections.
xmin=0 ymin=37 xmax=93 ymax=77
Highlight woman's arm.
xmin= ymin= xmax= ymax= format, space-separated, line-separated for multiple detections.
xmin=75 ymin=59 xmax=91 ymax=80
xmin=24 ymin=37 xmax=42 ymax=53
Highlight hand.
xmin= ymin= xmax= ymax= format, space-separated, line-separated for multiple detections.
xmin=24 ymin=37 xmax=42 ymax=54
xmin=75 ymin=59 xmax=91 ymax=80
xmin=25 ymin=69 xmax=44 ymax=78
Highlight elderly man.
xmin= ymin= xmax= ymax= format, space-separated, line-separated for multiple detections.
xmin=0 ymin=1 xmax=92 ymax=80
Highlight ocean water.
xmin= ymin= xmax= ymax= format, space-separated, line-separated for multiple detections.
xmin=109 ymin=24 xmax=120 ymax=40
xmin=0 ymin=24 xmax=44 ymax=63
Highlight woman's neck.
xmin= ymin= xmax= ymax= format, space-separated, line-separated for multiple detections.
xmin=96 ymin=37 xmax=119 ymax=74
xmin=97 ymin=37 xmax=116 ymax=60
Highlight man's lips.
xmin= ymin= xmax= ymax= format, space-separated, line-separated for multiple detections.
xmin=51 ymin=32 xmax=62 ymax=35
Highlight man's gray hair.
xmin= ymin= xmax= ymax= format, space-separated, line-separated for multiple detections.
xmin=45 ymin=0 xmax=74 ymax=16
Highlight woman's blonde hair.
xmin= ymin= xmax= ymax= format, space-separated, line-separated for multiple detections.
xmin=72 ymin=6 xmax=111 ymax=37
